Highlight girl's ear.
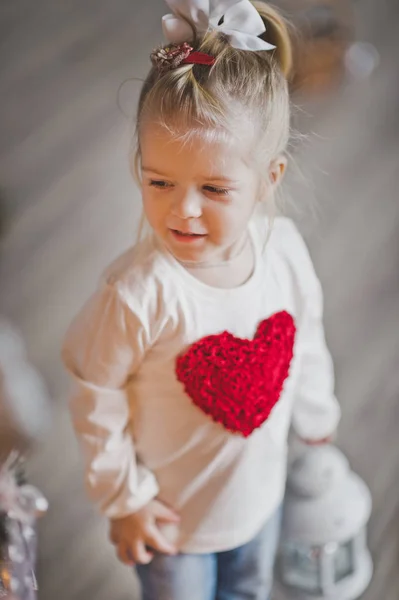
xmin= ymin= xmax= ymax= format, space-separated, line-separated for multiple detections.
xmin=268 ymin=155 xmax=287 ymax=188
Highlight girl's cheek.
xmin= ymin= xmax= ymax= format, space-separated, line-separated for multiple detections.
xmin=213 ymin=211 xmax=240 ymax=238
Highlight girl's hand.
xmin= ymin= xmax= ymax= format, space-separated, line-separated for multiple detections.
xmin=109 ymin=499 xmax=180 ymax=565
xmin=300 ymin=434 xmax=335 ymax=446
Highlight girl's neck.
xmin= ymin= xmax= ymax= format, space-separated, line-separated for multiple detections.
xmin=178 ymin=233 xmax=255 ymax=289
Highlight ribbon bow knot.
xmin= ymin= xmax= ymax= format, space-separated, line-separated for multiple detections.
xmin=162 ymin=0 xmax=276 ymax=51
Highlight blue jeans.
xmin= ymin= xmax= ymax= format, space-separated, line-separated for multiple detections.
xmin=136 ymin=507 xmax=282 ymax=600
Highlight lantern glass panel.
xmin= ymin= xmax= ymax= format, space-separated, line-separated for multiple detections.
xmin=334 ymin=538 xmax=355 ymax=583
xmin=281 ymin=542 xmax=323 ymax=594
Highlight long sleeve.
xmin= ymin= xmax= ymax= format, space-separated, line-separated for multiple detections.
xmin=62 ymin=279 xmax=159 ymax=519
xmin=277 ymin=220 xmax=341 ymax=441
xmin=292 ymin=272 xmax=341 ymax=440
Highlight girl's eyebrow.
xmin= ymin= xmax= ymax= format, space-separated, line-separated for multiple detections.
xmin=142 ymin=166 xmax=239 ymax=185
xmin=142 ymin=167 xmax=170 ymax=177
xmin=205 ymin=177 xmax=240 ymax=184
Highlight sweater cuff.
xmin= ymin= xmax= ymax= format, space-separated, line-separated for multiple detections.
xmin=101 ymin=469 xmax=160 ymax=520
xmin=292 ymin=400 xmax=341 ymax=442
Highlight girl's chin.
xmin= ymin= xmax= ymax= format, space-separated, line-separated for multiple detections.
xmin=170 ymin=248 xmax=210 ymax=264
xmin=167 ymin=244 xmax=215 ymax=265
xmin=161 ymin=231 xmax=235 ymax=265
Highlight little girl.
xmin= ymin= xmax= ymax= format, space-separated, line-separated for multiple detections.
xmin=62 ymin=1 xmax=341 ymax=598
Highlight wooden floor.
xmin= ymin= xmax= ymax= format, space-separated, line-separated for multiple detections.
xmin=1 ymin=1 xmax=398 ymax=598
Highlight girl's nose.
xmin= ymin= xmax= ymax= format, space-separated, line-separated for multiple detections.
xmin=172 ymin=189 xmax=202 ymax=219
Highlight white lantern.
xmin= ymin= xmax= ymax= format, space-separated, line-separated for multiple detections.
xmin=276 ymin=445 xmax=373 ymax=600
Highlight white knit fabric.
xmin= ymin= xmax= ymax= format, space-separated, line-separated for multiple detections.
xmin=62 ymin=217 xmax=340 ymax=553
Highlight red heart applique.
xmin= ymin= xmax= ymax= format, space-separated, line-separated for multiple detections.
xmin=176 ymin=311 xmax=296 ymax=437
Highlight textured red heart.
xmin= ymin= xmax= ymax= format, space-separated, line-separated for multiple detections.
xmin=176 ymin=311 xmax=296 ymax=437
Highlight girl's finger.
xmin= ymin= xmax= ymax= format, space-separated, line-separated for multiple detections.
xmin=116 ymin=541 xmax=135 ymax=566
xmin=109 ymin=528 xmax=119 ymax=545
xmin=145 ymin=524 xmax=177 ymax=555
xmin=153 ymin=501 xmax=180 ymax=523
xmin=131 ymin=539 xmax=154 ymax=565
xmin=303 ymin=435 xmax=333 ymax=446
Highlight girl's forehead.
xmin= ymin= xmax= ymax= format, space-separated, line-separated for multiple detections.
xmin=140 ymin=122 xmax=254 ymax=176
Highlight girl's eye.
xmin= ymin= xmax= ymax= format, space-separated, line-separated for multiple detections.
xmin=149 ymin=179 xmax=172 ymax=189
xmin=203 ymin=185 xmax=230 ymax=196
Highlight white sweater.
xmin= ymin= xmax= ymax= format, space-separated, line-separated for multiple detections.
xmin=62 ymin=217 xmax=340 ymax=553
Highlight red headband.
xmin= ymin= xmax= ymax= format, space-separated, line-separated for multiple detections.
xmin=151 ymin=42 xmax=216 ymax=72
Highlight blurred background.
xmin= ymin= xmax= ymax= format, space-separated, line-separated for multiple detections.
xmin=0 ymin=0 xmax=398 ymax=599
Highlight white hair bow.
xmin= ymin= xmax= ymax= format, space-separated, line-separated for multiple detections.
xmin=162 ymin=0 xmax=276 ymax=51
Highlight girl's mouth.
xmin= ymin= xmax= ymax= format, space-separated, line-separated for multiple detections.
xmin=170 ymin=229 xmax=207 ymax=243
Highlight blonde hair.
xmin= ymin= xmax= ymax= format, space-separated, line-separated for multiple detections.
xmin=134 ymin=1 xmax=292 ymax=212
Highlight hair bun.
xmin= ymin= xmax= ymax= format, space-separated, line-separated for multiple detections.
xmin=251 ymin=1 xmax=293 ymax=78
